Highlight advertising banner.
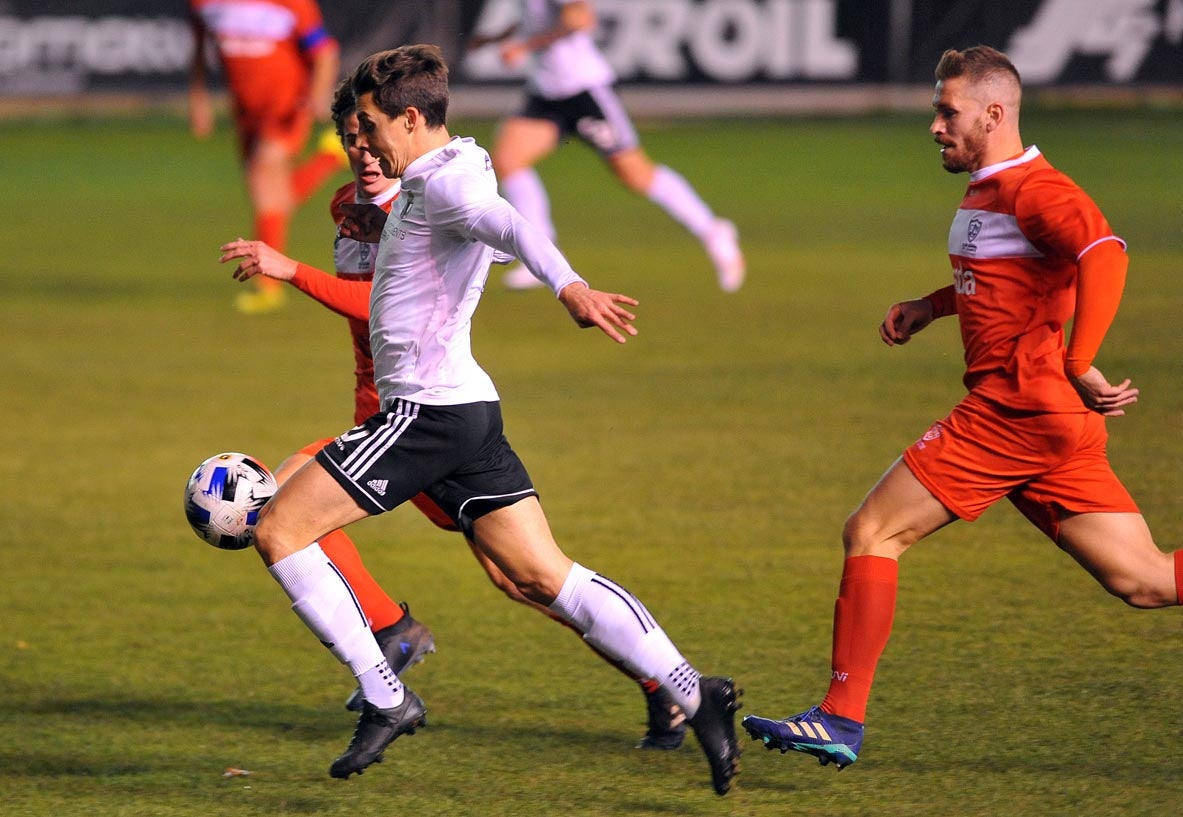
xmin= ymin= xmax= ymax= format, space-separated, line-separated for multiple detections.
xmin=0 ymin=0 xmax=1179 ymax=97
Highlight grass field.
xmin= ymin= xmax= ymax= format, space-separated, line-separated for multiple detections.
xmin=1 ymin=105 xmax=1181 ymax=817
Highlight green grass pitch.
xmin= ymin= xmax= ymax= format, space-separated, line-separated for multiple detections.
xmin=0 ymin=106 xmax=1180 ymax=816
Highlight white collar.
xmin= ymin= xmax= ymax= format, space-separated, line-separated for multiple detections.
xmin=970 ymin=145 xmax=1041 ymax=182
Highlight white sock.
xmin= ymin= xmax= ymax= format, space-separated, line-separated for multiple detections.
xmin=269 ymin=543 xmax=403 ymax=709
xmin=501 ymin=168 xmax=557 ymax=242
xmin=645 ymin=165 xmax=715 ymax=239
xmin=549 ymin=562 xmax=702 ymax=717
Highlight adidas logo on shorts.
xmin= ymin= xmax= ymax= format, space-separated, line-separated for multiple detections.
xmin=367 ymin=479 xmax=389 ymax=496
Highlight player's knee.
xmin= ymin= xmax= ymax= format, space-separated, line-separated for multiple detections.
xmin=252 ymin=510 xmax=280 ymax=559
xmin=492 ymin=151 xmax=526 ymax=180
xmin=841 ymin=509 xmax=913 ymax=559
xmin=497 ymin=564 xmax=566 ymax=607
xmin=252 ymin=505 xmax=297 ymax=564
xmin=841 ymin=511 xmax=876 ymax=557
xmin=1102 ymin=575 xmax=1171 ymax=609
xmin=483 ymin=565 xmax=531 ymax=605
xmin=615 ymin=167 xmax=648 ymax=194
xmin=511 ymin=575 xmax=560 ymax=607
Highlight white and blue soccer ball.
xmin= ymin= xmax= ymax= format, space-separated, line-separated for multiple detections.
xmin=183 ymin=452 xmax=277 ymax=550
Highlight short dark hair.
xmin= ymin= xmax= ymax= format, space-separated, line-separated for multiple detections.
xmin=935 ymin=45 xmax=1021 ymax=87
xmin=330 ymin=78 xmax=355 ymax=138
xmin=349 ymin=44 xmax=449 ymax=129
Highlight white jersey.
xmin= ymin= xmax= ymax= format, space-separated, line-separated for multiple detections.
xmin=522 ymin=0 xmax=615 ymax=99
xmin=370 ymin=137 xmax=586 ymax=407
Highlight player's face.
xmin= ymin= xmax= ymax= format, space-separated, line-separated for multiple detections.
xmin=341 ymin=112 xmax=392 ymax=198
xmin=930 ymin=77 xmax=989 ymax=174
xmin=354 ymin=92 xmax=413 ymax=179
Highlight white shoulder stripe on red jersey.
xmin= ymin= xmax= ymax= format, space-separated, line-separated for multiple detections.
xmin=948 ymin=208 xmax=1041 ymax=259
xmin=1077 ymin=234 xmax=1127 ymax=261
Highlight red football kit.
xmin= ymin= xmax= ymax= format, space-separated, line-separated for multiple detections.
xmin=190 ymin=0 xmax=335 ymax=157
xmin=903 ymin=146 xmax=1139 ymax=540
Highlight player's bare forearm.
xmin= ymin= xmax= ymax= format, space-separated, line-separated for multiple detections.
xmin=467 ymin=24 xmax=519 ymax=51
xmin=558 ymin=282 xmax=638 ymax=344
xmin=308 ymin=44 xmax=340 ymax=122
xmin=501 ymin=1 xmax=594 ymax=64
xmin=1068 ymin=366 xmax=1139 ymax=417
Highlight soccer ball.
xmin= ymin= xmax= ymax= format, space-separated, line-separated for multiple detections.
xmin=183 ymin=452 xmax=277 ymax=550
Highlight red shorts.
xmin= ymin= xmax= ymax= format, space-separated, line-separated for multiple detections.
xmin=233 ymin=104 xmax=312 ymax=160
xmin=902 ymin=392 xmax=1139 ymax=542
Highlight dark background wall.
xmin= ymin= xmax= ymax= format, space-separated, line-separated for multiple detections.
xmin=0 ymin=0 xmax=1179 ymax=96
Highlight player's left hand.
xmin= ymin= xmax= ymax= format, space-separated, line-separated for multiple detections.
xmin=340 ymin=203 xmax=388 ymax=243
xmin=1068 ymin=366 xmax=1139 ymax=416
xmin=558 ymin=283 xmax=638 ymax=344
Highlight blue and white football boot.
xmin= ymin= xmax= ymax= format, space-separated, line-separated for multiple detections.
xmin=741 ymin=706 xmax=863 ymax=769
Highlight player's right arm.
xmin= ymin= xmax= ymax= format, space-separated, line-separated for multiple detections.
xmin=880 ymin=298 xmax=934 ymax=346
xmin=879 ymin=284 xmax=956 ymax=346
xmin=218 ymin=238 xmax=370 ymax=321
xmin=466 ymin=23 xmax=520 ymax=52
xmin=304 ymin=34 xmax=339 ymax=124
xmin=289 ymin=264 xmax=370 ymax=322
xmin=499 ymin=0 xmax=595 ymax=67
xmin=187 ymin=13 xmax=214 ymax=138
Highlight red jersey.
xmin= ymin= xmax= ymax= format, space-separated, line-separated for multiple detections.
xmin=190 ymin=0 xmax=334 ymax=120
xmin=290 ymin=182 xmax=399 ymax=424
xmin=947 ymin=147 xmax=1124 ymax=412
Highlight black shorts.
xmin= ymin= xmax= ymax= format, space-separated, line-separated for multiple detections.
xmin=316 ymin=398 xmax=536 ymax=537
xmin=519 ymin=85 xmax=639 ymax=157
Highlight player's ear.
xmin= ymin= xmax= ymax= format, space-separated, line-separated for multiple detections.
xmin=985 ymin=101 xmax=1004 ymax=132
xmin=404 ymin=106 xmax=421 ymax=131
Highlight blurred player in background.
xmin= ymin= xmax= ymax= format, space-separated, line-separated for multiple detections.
xmin=741 ymin=45 xmax=1183 ymax=770
xmin=220 ymin=79 xmax=691 ymax=752
xmin=468 ymin=0 xmax=745 ymax=293
xmin=189 ymin=0 xmax=345 ymax=314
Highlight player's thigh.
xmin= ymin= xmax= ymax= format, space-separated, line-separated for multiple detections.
xmin=1057 ymin=511 xmax=1176 ymax=607
xmin=273 ymin=451 xmax=313 ymax=485
xmin=492 ymin=117 xmax=560 ymax=176
xmin=273 ymin=437 xmax=334 ymax=484
xmin=470 ymin=497 xmax=574 ymax=605
xmin=254 ymin=459 xmax=369 ymax=566
xmin=844 ymin=457 xmax=958 ymax=558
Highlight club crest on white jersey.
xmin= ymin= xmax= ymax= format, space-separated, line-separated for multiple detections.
xmin=948 ymin=208 xmax=1041 ymax=259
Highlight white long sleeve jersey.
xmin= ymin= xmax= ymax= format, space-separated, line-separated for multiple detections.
xmin=370 ymin=136 xmax=586 ymax=407
xmin=523 ymin=0 xmax=615 ymax=99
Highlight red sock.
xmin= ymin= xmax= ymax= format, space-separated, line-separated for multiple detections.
xmin=293 ymin=151 xmax=343 ymax=204
xmin=820 ymin=555 xmax=899 ymax=723
xmin=250 ymin=211 xmax=288 ymax=293
xmin=255 ymin=210 xmax=288 ymax=251
xmin=318 ymin=528 xmax=405 ymax=632
xmin=1174 ymin=550 xmax=1183 ymax=605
